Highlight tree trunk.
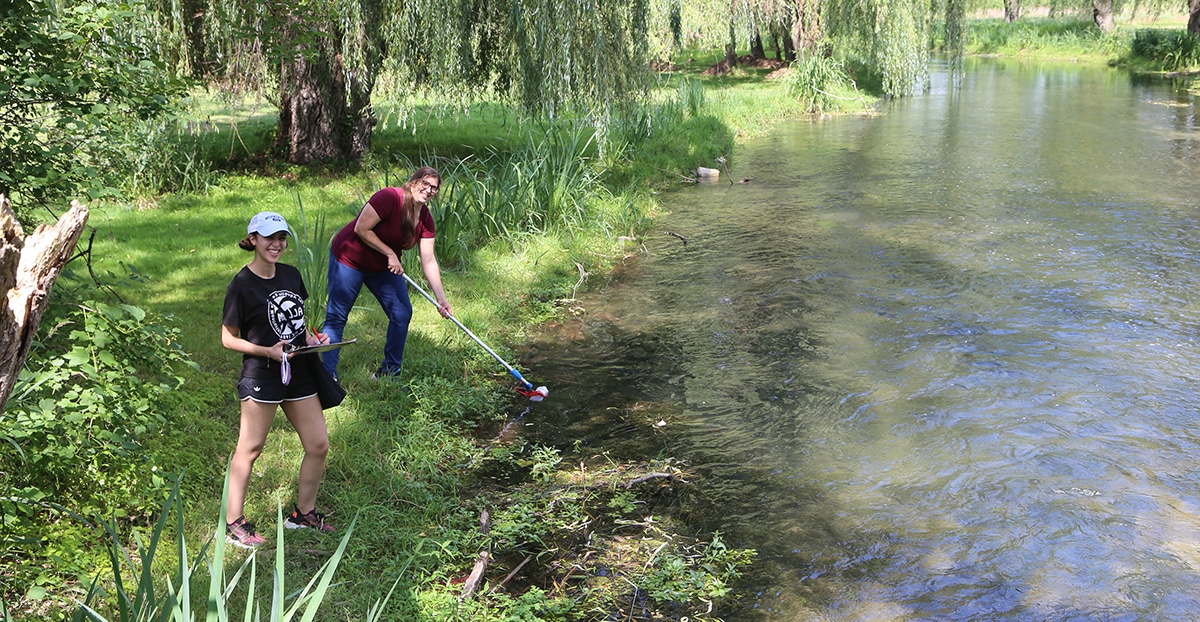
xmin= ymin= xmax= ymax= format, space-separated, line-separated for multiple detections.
xmin=1003 ymin=0 xmax=1021 ymax=22
xmin=344 ymin=1 xmax=385 ymax=160
xmin=749 ymin=28 xmax=766 ymax=59
xmin=0 ymin=196 xmax=89 ymax=410
xmin=725 ymin=19 xmax=738 ymax=68
xmin=1189 ymin=0 xmax=1200 ymax=34
xmin=276 ymin=9 xmax=379 ymax=164
xmin=1092 ymin=0 xmax=1115 ymax=33
xmin=791 ymin=0 xmax=823 ymax=56
xmin=278 ymin=38 xmax=351 ymax=163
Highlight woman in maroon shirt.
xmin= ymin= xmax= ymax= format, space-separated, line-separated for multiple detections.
xmin=321 ymin=167 xmax=452 ymax=379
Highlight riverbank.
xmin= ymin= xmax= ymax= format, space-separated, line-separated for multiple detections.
xmin=965 ymin=10 xmax=1198 ymax=71
xmin=5 ymin=51 xmax=829 ymax=620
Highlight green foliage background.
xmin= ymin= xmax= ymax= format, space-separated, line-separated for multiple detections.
xmin=0 ymin=0 xmax=187 ymax=213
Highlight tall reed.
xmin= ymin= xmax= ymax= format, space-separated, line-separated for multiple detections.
xmin=1130 ymin=28 xmax=1200 ymax=70
xmin=74 ymin=469 xmax=396 ymax=621
xmin=678 ymin=77 xmax=706 ymax=118
xmin=375 ymin=129 xmax=606 ymax=270
xmin=785 ymin=54 xmax=855 ymax=114
xmin=290 ymin=189 xmax=331 ymax=330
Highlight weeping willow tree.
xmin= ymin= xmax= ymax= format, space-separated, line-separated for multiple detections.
xmin=196 ymin=0 xmax=651 ymax=163
xmin=200 ymin=0 xmax=385 ymax=162
xmin=654 ymin=0 xmax=963 ymax=97
xmin=823 ymin=0 xmax=966 ymax=95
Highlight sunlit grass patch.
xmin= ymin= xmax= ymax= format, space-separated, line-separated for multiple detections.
xmin=967 ymin=17 xmax=1131 ymax=61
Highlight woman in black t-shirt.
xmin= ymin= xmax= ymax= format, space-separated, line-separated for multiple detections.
xmin=220 ymin=211 xmax=335 ymax=548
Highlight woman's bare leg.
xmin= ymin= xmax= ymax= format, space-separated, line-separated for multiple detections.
xmin=228 ymin=399 xmax=277 ymax=521
xmin=281 ymin=396 xmax=329 ymax=513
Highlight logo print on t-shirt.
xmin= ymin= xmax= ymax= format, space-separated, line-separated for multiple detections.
xmin=267 ymin=289 xmax=306 ymax=341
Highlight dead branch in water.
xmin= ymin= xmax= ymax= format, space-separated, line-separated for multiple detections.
xmin=459 ymin=510 xmax=491 ymax=602
xmin=665 ymin=231 xmax=688 ymax=245
xmin=489 ymin=554 xmax=534 ymax=595
xmin=624 ymin=472 xmax=678 ymax=489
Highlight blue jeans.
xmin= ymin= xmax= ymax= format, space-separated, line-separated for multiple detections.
xmin=321 ymin=253 xmax=412 ymax=378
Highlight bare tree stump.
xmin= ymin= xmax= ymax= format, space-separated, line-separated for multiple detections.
xmin=0 ymin=195 xmax=90 ymax=410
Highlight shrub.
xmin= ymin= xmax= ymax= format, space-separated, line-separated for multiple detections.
xmin=2 ymin=299 xmax=197 ymax=608
xmin=785 ymin=54 xmax=855 ymax=114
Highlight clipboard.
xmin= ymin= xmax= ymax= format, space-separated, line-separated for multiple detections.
xmin=285 ymin=339 xmax=357 ymax=355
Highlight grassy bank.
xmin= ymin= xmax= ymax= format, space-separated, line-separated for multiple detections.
xmin=5 ymin=51 xmax=834 ymax=621
xmin=964 ymin=11 xmax=1200 ymax=73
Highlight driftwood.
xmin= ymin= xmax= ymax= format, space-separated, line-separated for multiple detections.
xmin=0 ymin=195 xmax=90 ymax=410
xmin=624 ymin=472 xmax=678 ymax=489
xmin=459 ymin=509 xmax=491 ymax=602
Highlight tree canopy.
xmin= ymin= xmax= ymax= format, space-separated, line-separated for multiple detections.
xmin=0 ymin=0 xmax=185 ymax=214
xmin=195 ymin=0 xmax=654 ymax=162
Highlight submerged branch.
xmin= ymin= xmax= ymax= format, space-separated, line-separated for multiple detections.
xmin=459 ymin=510 xmax=491 ymax=602
xmin=624 ymin=472 xmax=678 ymax=489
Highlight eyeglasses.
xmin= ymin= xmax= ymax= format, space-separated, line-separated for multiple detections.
xmin=418 ymin=179 xmax=440 ymax=195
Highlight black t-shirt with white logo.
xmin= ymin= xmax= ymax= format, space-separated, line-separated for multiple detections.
xmin=222 ymin=264 xmax=309 ymax=379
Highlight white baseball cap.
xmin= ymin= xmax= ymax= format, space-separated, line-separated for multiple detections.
xmin=247 ymin=211 xmax=290 ymax=236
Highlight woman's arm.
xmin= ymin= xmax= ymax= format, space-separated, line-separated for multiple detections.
xmin=418 ymin=237 xmax=452 ymax=318
xmin=353 ymin=202 xmax=403 ymax=274
xmin=222 ymin=325 xmax=289 ymax=361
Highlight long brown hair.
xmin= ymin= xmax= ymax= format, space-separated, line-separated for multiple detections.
xmin=398 ymin=166 xmax=441 ymax=250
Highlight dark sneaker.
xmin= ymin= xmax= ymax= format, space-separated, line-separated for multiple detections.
xmin=285 ymin=507 xmax=335 ymax=533
xmin=226 ymin=516 xmax=267 ymax=548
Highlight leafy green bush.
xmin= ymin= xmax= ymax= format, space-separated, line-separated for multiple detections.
xmin=2 ymin=300 xmax=197 ymax=606
xmin=642 ymin=532 xmax=756 ymax=610
xmin=0 ymin=0 xmax=188 ymax=214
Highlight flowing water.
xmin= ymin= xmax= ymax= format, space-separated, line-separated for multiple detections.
xmin=523 ymin=57 xmax=1200 ymax=619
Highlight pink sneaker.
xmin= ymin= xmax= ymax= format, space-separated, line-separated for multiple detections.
xmin=226 ymin=516 xmax=267 ymax=548
xmin=284 ymin=506 xmax=335 ymax=533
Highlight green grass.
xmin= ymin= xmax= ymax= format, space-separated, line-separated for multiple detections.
xmin=962 ymin=13 xmax=1200 ymax=73
xmin=966 ymin=17 xmax=1130 ymax=61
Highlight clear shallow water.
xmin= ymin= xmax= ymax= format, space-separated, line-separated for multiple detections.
xmin=524 ymin=58 xmax=1200 ymax=619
